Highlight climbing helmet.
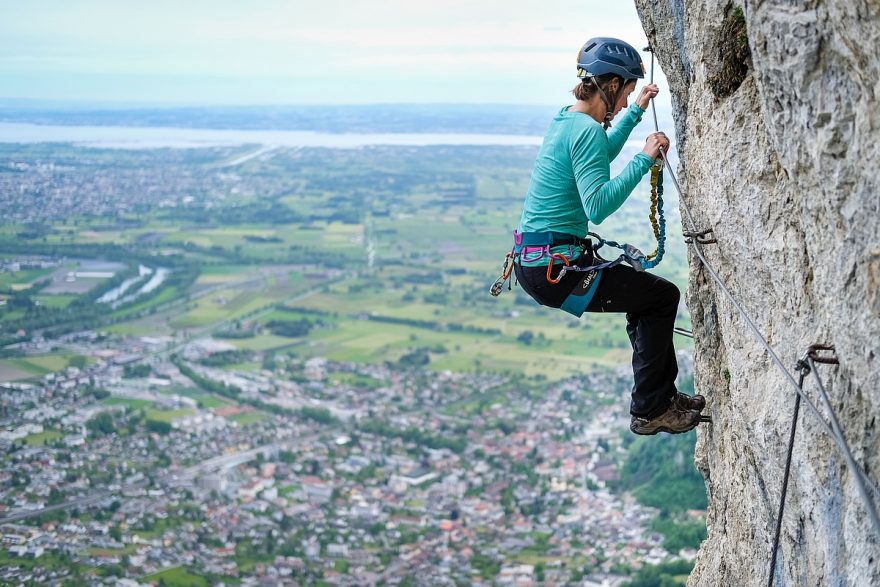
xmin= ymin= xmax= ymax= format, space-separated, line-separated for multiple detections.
xmin=576 ymin=37 xmax=645 ymax=81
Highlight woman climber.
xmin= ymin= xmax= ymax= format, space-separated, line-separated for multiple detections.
xmin=513 ymin=37 xmax=706 ymax=435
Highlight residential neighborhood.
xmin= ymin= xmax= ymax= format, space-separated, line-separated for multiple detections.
xmin=1 ymin=330 xmax=699 ymax=586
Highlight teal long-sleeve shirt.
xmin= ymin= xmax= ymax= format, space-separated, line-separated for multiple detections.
xmin=518 ymin=103 xmax=655 ymax=264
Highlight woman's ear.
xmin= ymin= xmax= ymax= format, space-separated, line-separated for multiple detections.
xmin=607 ymin=78 xmax=620 ymax=94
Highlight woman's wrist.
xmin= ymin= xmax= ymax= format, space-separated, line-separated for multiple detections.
xmin=635 ymin=152 xmax=655 ymax=168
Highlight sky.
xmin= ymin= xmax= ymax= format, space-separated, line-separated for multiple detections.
xmin=0 ymin=0 xmax=669 ymax=107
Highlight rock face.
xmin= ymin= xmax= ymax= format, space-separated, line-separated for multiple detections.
xmin=634 ymin=0 xmax=880 ymax=584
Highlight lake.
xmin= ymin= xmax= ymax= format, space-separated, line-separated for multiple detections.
xmin=0 ymin=122 xmax=544 ymax=149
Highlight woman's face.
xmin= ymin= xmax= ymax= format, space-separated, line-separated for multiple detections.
xmin=612 ymin=81 xmax=637 ymax=117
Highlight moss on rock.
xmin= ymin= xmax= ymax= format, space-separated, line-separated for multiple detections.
xmin=708 ymin=5 xmax=751 ymax=98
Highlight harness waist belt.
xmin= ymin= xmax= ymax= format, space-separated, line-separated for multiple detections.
xmin=514 ymin=230 xmax=588 ymax=252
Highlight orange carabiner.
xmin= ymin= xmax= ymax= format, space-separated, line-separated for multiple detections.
xmin=501 ymin=252 xmax=514 ymax=281
xmin=546 ymin=252 xmax=570 ymax=284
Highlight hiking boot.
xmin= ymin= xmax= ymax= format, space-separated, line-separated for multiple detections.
xmin=630 ymin=405 xmax=701 ymax=435
xmin=671 ymin=392 xmax=706 ymax=412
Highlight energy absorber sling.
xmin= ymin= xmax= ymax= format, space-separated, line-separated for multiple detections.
xmin=490 ymin=160 xmax=667 ymax=316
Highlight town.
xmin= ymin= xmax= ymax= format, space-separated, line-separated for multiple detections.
xmin=1 ymin=325 xmax=700 ymax=586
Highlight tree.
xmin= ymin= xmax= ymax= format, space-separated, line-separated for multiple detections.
xmin=87 ymin=412 xmax=116 ymax=436
xmin=535 ymin=563 xmax=545 ymax=582
xmin=620 ymin=433 xmax=707 ymax=515
xmin=145 ymin=419 xmax=172 ymax=435
xmin=68 ymin=355 xmax=87 ymax=369
xmin=623 ymin=559 xmax=693 ymax=587
xmin=48 ymin=487 xmax=65 ymax=505
xmin=398 ymin=349 xmax=430 ymax=367
xmin=101 ymin=564 xmax=124 ymax=578
xmin=517 ymin=330 xmax=535 ymax=345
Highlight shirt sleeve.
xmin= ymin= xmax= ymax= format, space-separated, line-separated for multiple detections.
xmin=606 ymin=103 xmax=646 ymax=161
xmin=571 ymin=122 xmax=655 ymax=225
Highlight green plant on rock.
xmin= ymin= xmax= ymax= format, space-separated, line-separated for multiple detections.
xmin=708 ymin=4 xmax=751 ymax=98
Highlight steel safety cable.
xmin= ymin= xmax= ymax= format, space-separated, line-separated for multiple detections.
xmin=646 ymin=49 xmax=880 ymax=538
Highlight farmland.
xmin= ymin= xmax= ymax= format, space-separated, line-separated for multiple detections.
xmin=1 ymin=142 xmax=691 ymax=379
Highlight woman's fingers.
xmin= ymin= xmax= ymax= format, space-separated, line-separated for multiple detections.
xmin=643 ymin=131 xmax=672 ymax=159
xmin=636 ymin=84 xmax=660 ymax=109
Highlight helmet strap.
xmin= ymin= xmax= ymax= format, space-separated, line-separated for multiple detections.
xmin=589 ymin=76 xmax=616 ymax=129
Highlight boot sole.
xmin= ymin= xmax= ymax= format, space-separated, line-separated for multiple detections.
xmin=630 ymin=421 xmax=701 ymax=436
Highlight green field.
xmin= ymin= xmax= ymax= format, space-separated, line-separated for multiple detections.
xmin=225 ymin=361 xmax=262 ymax=372
xmin=196 ymin=395 xmax=234 ymax=409
xmin=1 ymin=145 xmax=691 ymax=385
xmin=142 ymin=566 xmax=209 ymax=587
xmin=230 ymin=334 xmax=302 ymax=352
xmin=104 ymin=321 xmax=164 ymax=336
xmin=111 ymin=285 xmax=182 ymax=321
xmin=34 ymin=294 xmax=78 ymax=308
xmin=24 ymin=429 xmax=63 ymax=446
xmin=15 ymin=355 xmax=72 ymax=372
xmin=0 ymin=361 xmax=36 ymax=382
xmin=328 ymin=372 xmax=383 ymax=389
xmin=0 ymin=354 xmax=78 ymax=381
xmin=144 ymin=408 xmax=196 ymax=423
xmin=104 ymin=397 xmax=154 ymax=411
xmin=0 ymin=267 xmax=54 ymax=289
xmin=88 ymin=544 xmax=139 ymax=557
xmin=278 ymin=286 xmax=639 ymax=378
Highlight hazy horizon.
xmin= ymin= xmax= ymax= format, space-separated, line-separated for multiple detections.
xmin=1 ymin=0 xmax=671 ymax=109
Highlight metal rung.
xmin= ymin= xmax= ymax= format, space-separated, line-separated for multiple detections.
xmin=673 ymin=326 xmax=694 ymax=339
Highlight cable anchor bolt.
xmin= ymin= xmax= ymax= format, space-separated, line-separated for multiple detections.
xmin=806 ymin=344 xmax=838 ymax=365
xmin=683 ymin=228 xmax=717 ymax=245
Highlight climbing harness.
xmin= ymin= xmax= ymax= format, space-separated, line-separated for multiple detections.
xmin=489 ymin=159 xmax=669 ymax=298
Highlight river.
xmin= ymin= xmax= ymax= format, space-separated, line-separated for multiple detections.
xmin=96 ymin=265 xmax=171 ymax=309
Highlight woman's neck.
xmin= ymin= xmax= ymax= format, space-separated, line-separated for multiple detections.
xmin=569 ymin=96 xmax=608 ymax=124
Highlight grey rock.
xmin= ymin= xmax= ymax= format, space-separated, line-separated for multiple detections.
xmin=634 ymin=0 xmax=880 ymax=585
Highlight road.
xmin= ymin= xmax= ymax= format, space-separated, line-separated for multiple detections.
xmin=218 ymin=145 xmax=280 ymax=168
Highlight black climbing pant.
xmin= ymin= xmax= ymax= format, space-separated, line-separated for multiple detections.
xmin=515 ymin=259 xmax=680 ymax=419
xmin=585 ymin=264 xmax=680 ymax=419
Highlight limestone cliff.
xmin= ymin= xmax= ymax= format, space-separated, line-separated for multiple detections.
xmin=633 ymin=0 xmax=880 ymax=584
